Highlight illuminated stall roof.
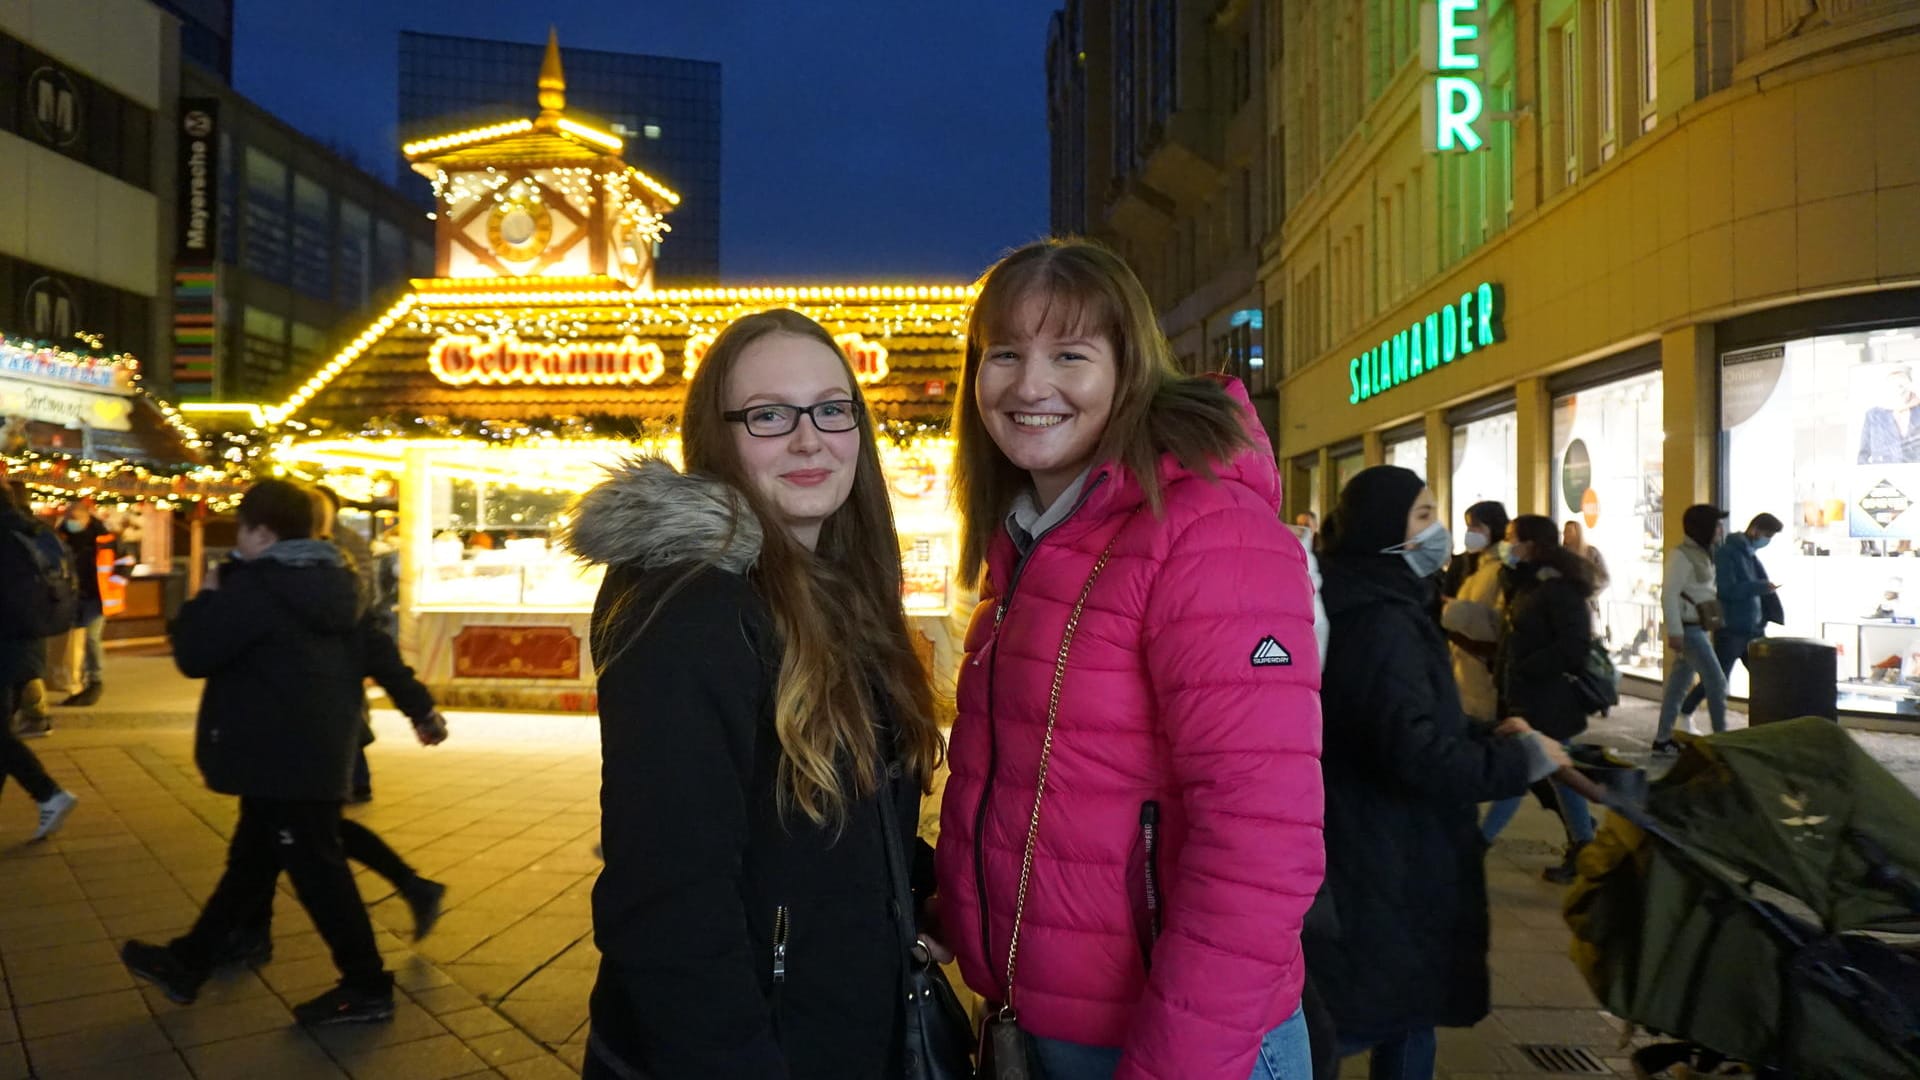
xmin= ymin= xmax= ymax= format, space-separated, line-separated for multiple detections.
xmin=271 ymin=281 xmax=975 ymax=433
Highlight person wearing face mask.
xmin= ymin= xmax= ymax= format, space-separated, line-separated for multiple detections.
xmin=1438 ymin=501 xmax=1511 ymax=724
xmin=1482 ymin=517 xmax=1599 ymax=883
xmin=1675 ymin=513 xmax=1784 ymax=728
xmin=52 ymin=500 xmax=115 ymax=707
xmin=1654 ymin=505 xmax=1731 ymax=754
xmin=1311 ymin=467 xmax=1569 ymax=1080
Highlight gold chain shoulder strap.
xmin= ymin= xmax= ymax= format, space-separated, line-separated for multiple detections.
xmin=1001 ymin=526 xmax=1126 ymax=1011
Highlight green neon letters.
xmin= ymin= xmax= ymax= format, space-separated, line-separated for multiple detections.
xmin=1422 ymin=0 xmax=1488 ymax=152
xmin=1347 ymin=282 xmax=1504 ymax=405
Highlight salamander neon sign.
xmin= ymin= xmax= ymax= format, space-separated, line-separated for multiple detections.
xmin=1348 ymin=283 xmax=1504 ymax=405
xmin=1421 ymin=0 xmax=1489 ymax=152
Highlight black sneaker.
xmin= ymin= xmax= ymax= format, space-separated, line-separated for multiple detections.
xmin=60 ymin=682 xmax=102 ymax=708
xmin=1651 ymin=739 xmax=1679 ymax=757
xmin=211 ymin=927 xmax=272 ymax=968
xmin=121 ymin=940 xmax=205 ymax=1005
xmin=1542 ymin=843 xmax=1587 ymax=886
xmin=401 ymin=877 xmax=447 ymax=941
xmin=292 ymin=984 xmax=395 ymax=1026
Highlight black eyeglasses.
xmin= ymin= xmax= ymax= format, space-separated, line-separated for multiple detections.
xmin=722 ymin=399 xmax=863 ymax=438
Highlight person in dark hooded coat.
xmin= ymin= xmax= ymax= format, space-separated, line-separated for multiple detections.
xmin=120 ymin=479 xmax=395 ymax=1027
xmin=1306 ymin=466 xmax=1568 ymax=1080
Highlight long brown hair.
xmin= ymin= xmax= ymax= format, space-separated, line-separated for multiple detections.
xmin=679 ymin=309 xmax=940 ymax=826
xmin=953 ymin=238 xmax=1252 ymax=585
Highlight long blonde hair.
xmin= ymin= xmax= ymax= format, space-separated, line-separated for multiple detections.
xmin=679 ymin=309 xmax=940 ymax=826
xmin=952 ymin=238 xmax=1253 ymax=585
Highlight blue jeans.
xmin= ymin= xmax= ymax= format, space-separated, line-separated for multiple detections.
xmin=1338 ymin=1027 xmax=1438 ymax=1080
xmin=1482 ymin=759 xmax=1596 ymax=845
xmin=1679 ymin=629 xmax=1753 ymax=718
xmin=1031 ymin=1006 xmax=1311 ymax=1079
xmin=1658 ymin=626 xmax=1727 ymax=741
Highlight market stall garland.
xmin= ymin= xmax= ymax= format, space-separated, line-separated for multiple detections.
xmin=1 ymin=333 xmax=250 ymax=511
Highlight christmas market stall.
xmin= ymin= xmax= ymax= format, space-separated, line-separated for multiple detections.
xmin=1 ymin=333 xmax=247 ymax=637
xmin=267 ymin=42 xmax=970 ymax=710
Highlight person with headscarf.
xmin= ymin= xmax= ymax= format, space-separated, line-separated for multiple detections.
xmin=1438 ymin=500 xmax=1511 ymax=723
xmin=1308 ymin=466 xmax=1569 ymax=1080
xmin=1654 ymin=505 xmax=1730 ymax=754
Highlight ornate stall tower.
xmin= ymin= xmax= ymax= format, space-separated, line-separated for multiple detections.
xmin=408 ymin=31 xmax=677 ymax=290
xmin=269 ymin=33 xmax=972 ymax=710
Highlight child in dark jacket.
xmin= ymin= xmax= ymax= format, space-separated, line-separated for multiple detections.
xmin=120 ymin=478 xmax=395 ymax=1026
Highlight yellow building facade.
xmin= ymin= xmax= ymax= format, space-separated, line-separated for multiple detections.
xmin=1268 ymin=0 xmax=1920 ymax=712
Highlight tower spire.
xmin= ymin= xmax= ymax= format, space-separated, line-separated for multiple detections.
xmin=537 ymin=27 xmax=566 ymax=118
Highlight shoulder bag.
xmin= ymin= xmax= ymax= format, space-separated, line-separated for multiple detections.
xmin=977 ymin=530 xmax=1125 ymax=1080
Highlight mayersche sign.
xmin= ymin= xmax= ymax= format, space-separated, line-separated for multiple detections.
xmin=1348 ymin=282 xmax=1504 ymax=405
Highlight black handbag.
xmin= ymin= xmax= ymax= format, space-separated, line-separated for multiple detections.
xmin=1565 ymin=636 xmax=1620 ymax=715
xmin=975 ymin=533 xmax=1123 ymax=1080
xmin=875 ymin=762 xmax=973 ymax=1080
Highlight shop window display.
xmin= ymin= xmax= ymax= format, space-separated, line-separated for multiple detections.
xmin=1551 ymin=371 xmax=1664 ymax=679
xmin=1451 ymin=412 xmax=1518 ymax=518
xmin=1723 ymin=326 xmax=1920 ymax=716
xmin=1386 ymin=435 xmax=1428 ymax=480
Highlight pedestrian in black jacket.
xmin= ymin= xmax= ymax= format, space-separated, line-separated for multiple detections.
xmin=52 ymin=500 xmax=113 ymax=706
xmin=207 ymin=485 xmax=451 ymax=969
xmin=1307 ymin=466 xmax=1569 ymax=1080
xmin=562 ymin=309 xmax=944 ymax=1080
xmin=121 ymin=478 xmax=396 ymax=1026
xmin=1484 ymin=516 xmax=1599 ymax=883
xmin=0 ymin=484 xmax=78 ymax=841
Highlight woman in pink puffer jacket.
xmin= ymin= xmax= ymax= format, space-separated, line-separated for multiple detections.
xmin=935 ymin=239 xmax=1324 ymax=1080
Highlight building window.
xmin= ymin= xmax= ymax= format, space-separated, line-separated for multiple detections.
xmin=1114 ymin=0 xmax=1137 ymax=175
xmin=241 ymin=306 xmax=289 ymax=386
xmin=243 ymin=149 xmax=290 ymax=285
xmin=290 ymin=175 xmax=330 ymax=300
xmin=335 ymin=200 xmax=370 ymax=310
xmin=1554 ymin=22 xmax=1580 ymax=187
xmin=1638 ymin=0 xmax=1658 ymax=131
xmin=1597 ymin=0 xmax=1618 ymax=162
xmin=1148 ymin=0 xmax=1178 ymax=131
xmin=290 ymin=322 xmax=326 ymax=377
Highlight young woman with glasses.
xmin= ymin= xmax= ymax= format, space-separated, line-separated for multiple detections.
xmin=565 ymin=309 xmax=943 ymax=1079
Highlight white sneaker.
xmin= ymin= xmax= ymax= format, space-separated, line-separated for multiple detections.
xmin=32 ymin=791 xmax=77 ymax=842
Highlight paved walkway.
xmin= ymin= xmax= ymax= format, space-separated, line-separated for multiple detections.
xmin=2 ymin=655 xmax=1914 ymax=1079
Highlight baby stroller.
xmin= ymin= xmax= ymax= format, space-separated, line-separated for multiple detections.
xmin=1563 ymin=718 xmax=1920 ymax=1079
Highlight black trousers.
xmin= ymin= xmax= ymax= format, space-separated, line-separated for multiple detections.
xmin=240 ymin=818 xmax=418 ymax=933
xmin=0 ymin=683 xmax=57 ymax=804
xmin=171 ymin=796 xmax=390 ymax=994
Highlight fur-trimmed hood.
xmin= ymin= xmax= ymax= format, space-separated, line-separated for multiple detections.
xmin=561 ymin=457 xmax=762 ymax=573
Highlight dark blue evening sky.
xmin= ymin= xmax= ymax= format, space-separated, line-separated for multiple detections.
xmin=235 ymin=1 xmax=1052 ymax=283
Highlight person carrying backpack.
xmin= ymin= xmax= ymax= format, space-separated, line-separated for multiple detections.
xmin=0 ymin=481 xmax=80 ymax=841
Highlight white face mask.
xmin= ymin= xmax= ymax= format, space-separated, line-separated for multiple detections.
xmin=1461 ymin=529 xmax=1490 ymax=553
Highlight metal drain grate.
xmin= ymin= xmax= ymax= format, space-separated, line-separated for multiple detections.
xmin=1518 ymin=1044 xmax=1610 ymax=1074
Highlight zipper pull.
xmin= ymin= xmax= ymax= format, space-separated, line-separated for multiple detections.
xmin=971 ymin=604 xmax=1007 ymax=667
xmin=772 ymin=905 xmax=788 ymax=984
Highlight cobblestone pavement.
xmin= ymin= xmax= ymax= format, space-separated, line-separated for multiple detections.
xmin=3 ymin=656 xmax=1914 ymax=1079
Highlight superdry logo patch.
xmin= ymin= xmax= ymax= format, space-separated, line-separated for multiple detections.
xmin=1251 ymin=636 xmax=1292 ymax=667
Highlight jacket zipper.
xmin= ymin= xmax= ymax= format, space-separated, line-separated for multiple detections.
xmin=969 ymin=474 xmax=1110 ymax=993
xmin=1140 ymin=800 xmax=1162 ymax=966
xmin=771 ymin=905 xmax=789 ymax=985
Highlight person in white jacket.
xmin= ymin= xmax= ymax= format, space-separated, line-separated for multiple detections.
xmin=1654 ymin=505 xmax=1729 ymax=753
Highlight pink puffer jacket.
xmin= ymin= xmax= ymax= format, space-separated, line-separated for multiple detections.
xmin=935 ymin=383 xmax=1325 ymax=1079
